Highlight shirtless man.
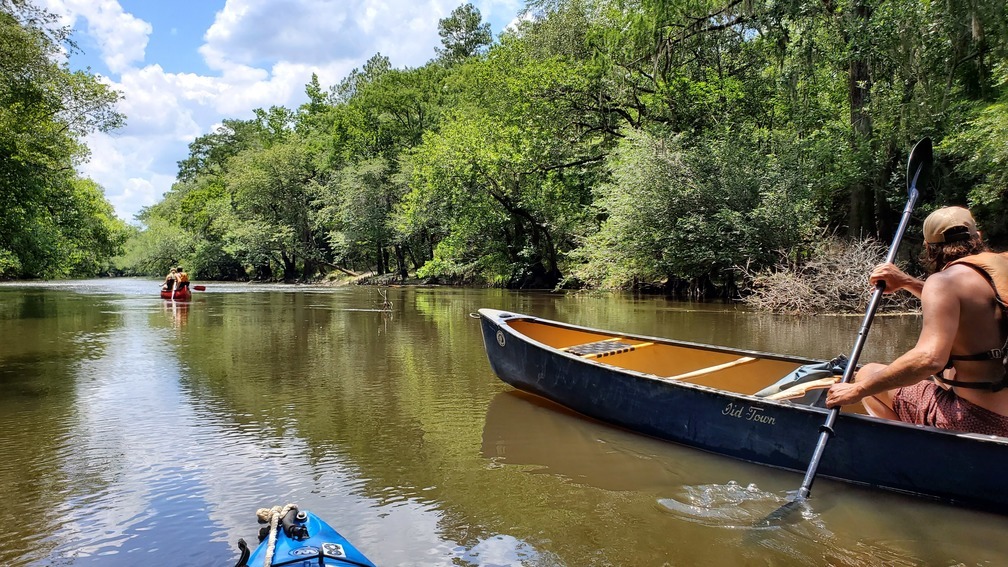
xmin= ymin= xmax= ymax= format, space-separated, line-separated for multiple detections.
xmin=826 ymin=206 xmax=1008 ymax=436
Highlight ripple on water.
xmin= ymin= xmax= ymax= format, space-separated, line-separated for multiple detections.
xmin=656 ymin=482 xmax=951 ymax=567
xmin=658 ymin=481 xmax=822 ymax=529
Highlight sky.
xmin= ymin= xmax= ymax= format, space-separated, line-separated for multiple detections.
xmin=40 ymin=0 xmax=524 ymax=223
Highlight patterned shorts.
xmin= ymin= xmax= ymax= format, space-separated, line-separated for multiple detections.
xmin=892 ymin=381 xmax=1008 ymax=436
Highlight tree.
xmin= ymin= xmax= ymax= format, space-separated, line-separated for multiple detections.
xmin=118 ymin=0 xmax=1008 ymax=294
xmin=571 ymin=128 xmax=816 ymax=295
xmin=945 ymin=66 xmax=1008 ymax=243
xmin=436 ymin=3 xmax=493 ymax=66
xmin=226 ymin=141 xmax=320 ymax=281
xmin=317 ymin=59 xmax=450 ymax=279
xmin=0 ymin=1 xmax=125 ymax=278
xmin=317 ymin=158 xmax=396 ymax=274
xmin=115 ymin=216 xmax=194 ymax=277
xmin=176 ymin=118 xmax=264 ymax=183
xmin=405 ymin=31 xmax=606 ymax=288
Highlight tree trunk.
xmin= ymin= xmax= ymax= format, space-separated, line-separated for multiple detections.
xmin=874 ymin=142 xmax=899 ymax=242
xmin=846 ymin=0 xmax=875 ymax=238
xmin=281 ymin=250 xmax=297 ymax=282
xmin=376 ymin=241 xmax=388 ymax=275
xmin=394 ymin=244 xmax=408 ymax=280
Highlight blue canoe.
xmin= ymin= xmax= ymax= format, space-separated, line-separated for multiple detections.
xmin=235 ymin=508 xmax=376 ymax=567
xmin=477 ymin=308 xmax=1008 ymax=514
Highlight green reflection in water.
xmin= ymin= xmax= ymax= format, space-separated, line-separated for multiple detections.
xmin=0 ymin=281 xmax=1005 ymax=566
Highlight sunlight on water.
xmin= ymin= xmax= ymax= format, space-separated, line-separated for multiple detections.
xmin=457 ymin=534 xmax=552 ymax=566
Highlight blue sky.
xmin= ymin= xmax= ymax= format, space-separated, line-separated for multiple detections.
xmin=118 ymin=2 xmax=218 ymax=74
xmin=41 ymin=0 xmax=523 ymax=223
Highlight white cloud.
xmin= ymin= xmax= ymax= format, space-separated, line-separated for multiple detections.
xmin=40 ymin=0 xmax=522 ymax=223
xmin=44 ymin=0 xmax=151 ymax=73
xmin=111 ymin=66 xmax=203 ymax=139
xmin=80 ymin=133 xmax=180 ymax=216
xmin=198 ymin=0 xmax=526 ymax=72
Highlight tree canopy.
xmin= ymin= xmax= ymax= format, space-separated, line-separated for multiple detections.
xmin=110 ymin=1 xmax=1008 ymax=295
xmin=1 ymin=0 xmax=127 ymax=279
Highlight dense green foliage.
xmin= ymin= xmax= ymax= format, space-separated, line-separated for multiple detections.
xmin=126 ymin=0 xmax=1007 ymax=295
xmin=1 ymin=0 xmax=128 ymax=279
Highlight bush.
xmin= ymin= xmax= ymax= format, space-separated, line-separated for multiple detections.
xmin=568 ymin=128 xmax=818 ymax=296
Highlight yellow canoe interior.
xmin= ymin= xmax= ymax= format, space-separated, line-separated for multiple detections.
xmin=506 ymin=318 xmax=867 ymax=414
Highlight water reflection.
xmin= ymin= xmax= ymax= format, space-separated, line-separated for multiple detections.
xmin=163 ymin=299 xmax=189 ymax=327
xmin=482 ymin=391 xmax=681 ymax=492
xmin=1 ymin=280 xmax=1007 ymax=566
xmin=484 ymin=390 xmax=819 ymax=530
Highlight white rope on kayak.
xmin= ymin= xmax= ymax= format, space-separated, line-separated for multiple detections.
xmin=256 ymin=503 xmax=298 ymax=567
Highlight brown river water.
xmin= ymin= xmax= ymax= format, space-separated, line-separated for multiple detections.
xmin=1 ymin=278 xmax=1007 ymax=566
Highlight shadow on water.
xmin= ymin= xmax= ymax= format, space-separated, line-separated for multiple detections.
xmin=481 ymin=391 xmax=685 ymax=492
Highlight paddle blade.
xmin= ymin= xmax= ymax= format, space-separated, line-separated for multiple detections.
xmin=753 ymin=497 xmax=808 ymax=529
xmin=906 ymin=137 xmax=932 ymax=197
xmin=193 ymin=285 xmax=206 ymax=291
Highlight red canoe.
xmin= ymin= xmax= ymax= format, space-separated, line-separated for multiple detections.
xmin=160 ymin=287 xmax=192 ymax=301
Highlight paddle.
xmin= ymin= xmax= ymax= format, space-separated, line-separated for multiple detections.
xmin=756 ymin=138 xmax=933 ymax=527
xmin=193 ymin=285 xmax=206 ymax=291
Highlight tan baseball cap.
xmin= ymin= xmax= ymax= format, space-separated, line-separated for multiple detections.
xmin=922 ymin=206 xmax=978 ymax=244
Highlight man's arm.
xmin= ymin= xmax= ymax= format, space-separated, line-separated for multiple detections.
xmin=826 ymin=272 xmax=960 ymax=407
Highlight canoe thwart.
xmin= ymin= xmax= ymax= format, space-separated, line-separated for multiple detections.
xmin=563 ymin=339 xmax=655 ymax=359
xmin=663 ymin=356 xmax=758 ymax=381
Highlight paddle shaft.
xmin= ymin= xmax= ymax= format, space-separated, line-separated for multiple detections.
xmin=793 ymin=185 xmax=920 ymax=500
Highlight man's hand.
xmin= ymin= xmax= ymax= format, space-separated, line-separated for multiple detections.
xmin=869 ymin=262 xmax=909 ymax=293
xmin=868 ymin=262 xmax=925 ymax=299
xmin=826 ymin=381 xmax=866 ymax=409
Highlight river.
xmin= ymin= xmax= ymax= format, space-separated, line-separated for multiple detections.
xmin=1 ymin=278 xmax=1006 ymax=566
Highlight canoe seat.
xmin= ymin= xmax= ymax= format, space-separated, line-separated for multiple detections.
xmin=563 ymin=339 xmax=654 ymax=359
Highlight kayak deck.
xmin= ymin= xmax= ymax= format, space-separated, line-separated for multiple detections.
xmin=238 ymin=507 xmax=376 ymax=567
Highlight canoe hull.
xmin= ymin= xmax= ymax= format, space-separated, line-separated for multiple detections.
xmin=160 ymin=287 xmax=191 ymax=301
xmin=243 ymin=510 xmax=375 ymax=567
xmin=478 ymin=308 xmax=1008 ymax=513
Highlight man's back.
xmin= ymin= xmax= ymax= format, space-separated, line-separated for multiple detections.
xmin=930 ymin=263 xmax=1008 ymax=415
